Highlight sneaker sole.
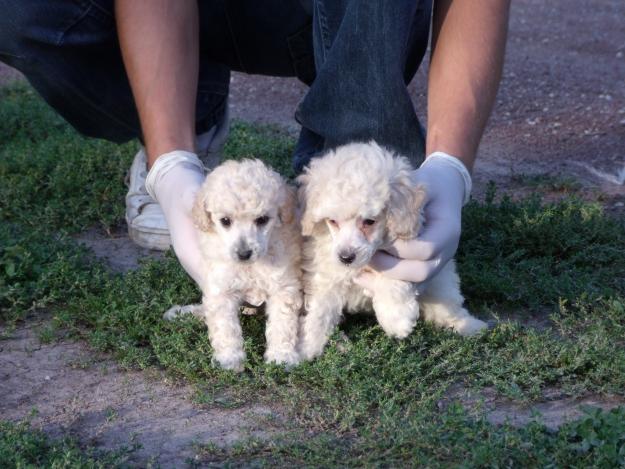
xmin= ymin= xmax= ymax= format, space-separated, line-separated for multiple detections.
xmin=127 ymin=223 xmax=172 ymax=251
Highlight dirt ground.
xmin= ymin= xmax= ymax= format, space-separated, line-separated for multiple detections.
xmin=0 ymin=322 xmax=286 ymax=466
xmin=1 ymin=0 xmax=624 ymax=465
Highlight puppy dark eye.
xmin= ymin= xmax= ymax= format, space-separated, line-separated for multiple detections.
xmin=363 ymin=219 xmax=376 ymax=226
xmin=255 ymin=215 xmax=270 ymax=227
xmin=328 ymin=219 xmax=338 ymax=226
xmin=219 ymin=217 xmax=231 ymax=227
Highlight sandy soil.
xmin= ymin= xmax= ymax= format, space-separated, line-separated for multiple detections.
xmin=1 ymin=0 xmax=624 ymax=465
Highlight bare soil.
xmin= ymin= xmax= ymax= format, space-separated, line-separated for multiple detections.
xmin=75 ymin=228 xmax=163 ymax=273
xmin=1 ymin=0 xmax=624 ymax=465
xmin=0 ymin=321 xmax=287 ymax=466
xmin=443 ymin=386 xmax=625 ymax=430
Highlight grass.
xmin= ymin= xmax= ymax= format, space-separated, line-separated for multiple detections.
xmin=2 ymin=82 xmax=625 ymax=466
xmin=459 ymin=187 xmax=625 ymax=309
xmin=0 ymin=420 xmax=133 ymax=468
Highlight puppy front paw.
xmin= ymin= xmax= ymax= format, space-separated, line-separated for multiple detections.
xmin=212 ymin=350 xmax=246 ymax=372
xmin=163 ymin=304 xmax=203 ymax=321
xmin=298 ymin=337 xmax=327 ymax=362
xmin=264 ymin=348 xmax=300 ymax=368
xmin=453 ymin=317 xmax=488 ymax=337
xmin=375 ymin=303 xmax=419 ymax=339
xmin=380 ymin=314 xmax=418 ymax=339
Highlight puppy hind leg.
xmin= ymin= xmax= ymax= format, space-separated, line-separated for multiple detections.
xmin=372 ymin=277 xmax=420 ymax=339
xmin=204 ymin=297 xmax=246 ymax=372
xmin=420 ymin=262 xmax=487 ymax=337
xmin=264 ymin=286 xmax=302 ymax=367
xmin=420 ymin=300 xmax=487 ymax=337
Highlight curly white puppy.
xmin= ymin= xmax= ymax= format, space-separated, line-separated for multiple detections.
xmin=164 ymin=159 xmax=302 ymax=371
xmin=297 ymin=142 xmax=487 ymax=361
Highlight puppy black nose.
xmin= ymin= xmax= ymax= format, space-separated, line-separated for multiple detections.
xmin=338 ymin=251 xmax=356 ymax=265
xmin=237 ymin=249 xmax=253 ymax=261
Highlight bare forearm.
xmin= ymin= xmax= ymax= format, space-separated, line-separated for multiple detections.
xmin=115 ymin=0 xmax=199 ymax=167
xmin=427 ymin=0 xmax=511 ymax=170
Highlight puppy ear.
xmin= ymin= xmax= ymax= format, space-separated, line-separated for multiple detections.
xmin=296 ymin=174 xmax=317 ymax=236
xmin=300 ymin=211 xmax=316 ymax=236
xmin=278 ymin=184 xmax=297 ymax=225
xmin=191 ymin=187 xmax=213 ymax=232
xmin=387 ymin=173 xmax=427 ymax=240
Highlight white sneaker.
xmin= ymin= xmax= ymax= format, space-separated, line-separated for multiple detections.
xmin=125 ymin=105 xmax=230 ymax=251
xmin=125 ymin=148 xmax=171 ymax=250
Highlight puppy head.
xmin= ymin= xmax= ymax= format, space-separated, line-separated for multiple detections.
xmin=192 ymin=159 xmax=296 ymax=263
xmin=297 ymin=141 xmax=426 ymax=269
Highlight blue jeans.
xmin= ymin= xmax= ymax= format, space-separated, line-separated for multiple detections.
xmin=0 ymin=0 xmax=431 ymax=172
xmin=293 ymin=0 xmax=431 ymax=171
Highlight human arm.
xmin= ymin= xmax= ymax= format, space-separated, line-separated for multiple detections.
xmin=363 ymin=0 xmax=511 ymax=284
xmin=116 ymin=0 xmax=198 ymax=166
xmin=116 ymin=1 xmax=206 ymax=284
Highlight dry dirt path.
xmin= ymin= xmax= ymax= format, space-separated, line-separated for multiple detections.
xmin=0 ymin=320 xmax=287 ymax=466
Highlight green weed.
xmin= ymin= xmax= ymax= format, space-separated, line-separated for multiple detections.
xmin=0 ymin=420 xmax=132 ymax=468
xmin=459 ymin=184 xmax=625 ymax=310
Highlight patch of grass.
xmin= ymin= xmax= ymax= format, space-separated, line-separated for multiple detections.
xmin=0 ymin=223 xmax=102 ymax=323
xmin=0 ymin=420 xmax=132 ymax=468
xmin=0 ymin=84 xmax=135 ymax=233
xmin=3 ymin=83 xmax=625 ymax=466
xmin=459 ymin=184 xmax=625 ymax=310
xmin=223 ymin=121 xmax=296 ymax=177
xmin=191 ymin=406 xmax=625 ymax=467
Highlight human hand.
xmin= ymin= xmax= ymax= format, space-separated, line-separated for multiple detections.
xmin=368 ymin=152 xmax=472 ymax=283
xmin=352 ymin=268 xmax=378 ymax=296
xmin=145 ymin=150 xmax=206 ymax=286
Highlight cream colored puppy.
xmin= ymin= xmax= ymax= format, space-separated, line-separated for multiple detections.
xmin=164 ymin=159 xmax=302 ymax=371
xmin=297 ymin=142 xmax=487 ymax=361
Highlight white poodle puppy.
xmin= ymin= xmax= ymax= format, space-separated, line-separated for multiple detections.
xmin=164 ymin=159 xmax=302 ymax=371
xmin=297 ymin=142 xmax=487 ymax=361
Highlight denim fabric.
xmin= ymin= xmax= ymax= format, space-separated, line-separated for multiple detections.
xmin=0 ymin=0 xmax=142 ymax=142
xmin=0 ymin=0 xmax=312 ymax=143
xmin=293 ymin=0 xmax=432 ymax=172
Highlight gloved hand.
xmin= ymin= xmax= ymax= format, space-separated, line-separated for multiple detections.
xmin=145 ymin=150 xmax=206 ymax=286
xmin=366 ymin=151 xmax=472 ymax=283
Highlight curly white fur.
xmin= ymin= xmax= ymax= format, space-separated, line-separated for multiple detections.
xmin=297 ymin=142 xmax=487 ymax=361
xmin=164 ymin=159 xmax=303 ymax=371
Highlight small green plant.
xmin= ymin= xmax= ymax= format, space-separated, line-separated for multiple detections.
xmin=0 ymin=420 xmax=132 ymax=468
xmin=459 ymin=184 xmax=625 ymax=310
xmin=565 ymin=406 xmax=625 ymax=466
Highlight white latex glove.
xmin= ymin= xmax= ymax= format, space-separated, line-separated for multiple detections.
xmin=145 ymin=150 xmax=206 ymax=285
xmin=368 ymin=151 xmax=472 ymax=283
